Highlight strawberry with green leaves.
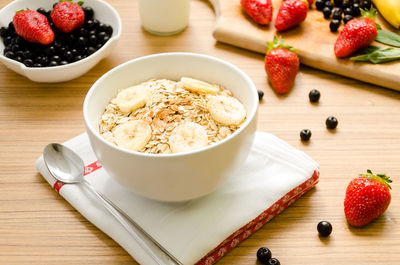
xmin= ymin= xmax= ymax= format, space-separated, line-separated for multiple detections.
xmin=275 ymin=0 xmax=309 ymax=31
xmin=334 ymin=8 xmax=378 ymax=58
xmin=51 ymin=0 xmax=85 ymax=33
xmin=13 ymin=10 xmax=54 ymax=45
xmin=241 ymin=0 xmax=273 ymax=25
xmin=344 ymin=170 xmax=392 ymax=227
xmin=264 ymin=36 xmax=299 ymax=94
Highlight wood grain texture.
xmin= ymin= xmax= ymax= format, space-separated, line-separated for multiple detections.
xmin=0 ymin=0 xmax=399 ymax=264
xmin=213 ymin=0 xmax=400 ymax=91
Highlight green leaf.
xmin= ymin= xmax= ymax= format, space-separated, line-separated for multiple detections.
xmin=376 ymin=29 xmax=400 ymax=47
xmin=351 ymin=46 xmax=400 ymax=64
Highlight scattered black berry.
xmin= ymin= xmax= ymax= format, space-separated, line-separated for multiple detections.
xmin=343 ymin=14 xmax=353 ymax=23
xmin=317 ymin=221 xmax=333 ymax=237
xmin=324 ymin=1 xmax=333 ymax=9
xmin=334 ymin=0 xmax=343 ymax=6
xmin=326 ymin=116 xmax=338 ymax=129
xmin=342 ymin=0 xmax=350 ymax=8
xmin=361 ymin=0 xmax=371 ymax=10
xmin=343 ymin=7 xmax=353 ymax=15
xmin=316 ymin=0 xmax=325 ymax=10
xmin=352 ymin=3 xmax=361 ymax=16
xmin=332 ymin=7 xmax=343 ymax=20
xmin=268 ymin=258 xmax=281 ymax=265
xmin=257 ymin=247 xmax=272 ymax=264
xmin=300 ymin=129 xmax=312 ymax=141
xmin=323 ymin=7 xmax=332 ymax=19
xmin=330 ymin=19 xmax=341 ymax=32
xmin=257 ymin=90 xmax=264 ymax=101
xmin=309 ymin=89 xmax=321 ymax=102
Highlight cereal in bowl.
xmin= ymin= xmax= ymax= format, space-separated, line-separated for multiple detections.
xmin=99 ymin=77 xmax=246 ymax=154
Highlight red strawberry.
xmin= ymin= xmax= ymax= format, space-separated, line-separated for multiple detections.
xmin=13 ymin=10 xmax=54 ymax=45
xmin=275 ymin=0 xmax=309 ymax=31
xmin=344 ymin=170 xmax=392 ymax=227
xmin=264 ymin=36 xmax=299 ymax=94
xmin=307 ymin=0 xmax=314 ymax=7
xmin=51 ymin=1 xmax=85 ymax=33
xmin=240 ymin=0 xmax=273 ymax=25
xmin=334 ymin=8 xmax=378 ymax=58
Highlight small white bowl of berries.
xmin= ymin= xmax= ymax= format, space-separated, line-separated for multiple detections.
xmin=0 ymin=0 xmax=121 ymax=83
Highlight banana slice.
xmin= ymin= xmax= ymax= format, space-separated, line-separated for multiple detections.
xmin=113 ymin=120 xmax=152 ymax=152
xmin=180 ymin=77 xmax=219 ymax=94
xmin=112 ymin=85 xmax=151 ymax=114
xmin=169 ymin=122 xmax=208 ymax=153
xmin=207 ymin=95 xmax=246 ymax=126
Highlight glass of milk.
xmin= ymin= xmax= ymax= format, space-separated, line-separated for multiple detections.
xmin=139 ymin=0 xmax=190 ymax=36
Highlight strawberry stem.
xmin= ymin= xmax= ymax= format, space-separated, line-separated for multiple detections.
xmin=360 ymin=169 xmax=392 ymax=189
xmin=266 ymin=36 xmax=297 ymax=54
xmin=360 ymin=7 xmax=377 ymax=21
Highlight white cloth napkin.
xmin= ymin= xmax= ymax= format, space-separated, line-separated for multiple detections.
xmin=35 ymin=132 xmax=319 ymax=265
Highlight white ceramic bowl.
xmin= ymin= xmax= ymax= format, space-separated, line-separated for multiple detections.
xmin=0 ymin=0 xmax=121 ymax=83
xmin=83 ymin=53 xmax=259 ymax=201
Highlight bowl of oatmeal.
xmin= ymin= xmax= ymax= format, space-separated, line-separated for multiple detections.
xmin=83 ymin=53 xmax=258 ymax=201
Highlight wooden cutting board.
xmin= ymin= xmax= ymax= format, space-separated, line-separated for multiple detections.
xmin=211 ymin=0 xmax=400 ymax=91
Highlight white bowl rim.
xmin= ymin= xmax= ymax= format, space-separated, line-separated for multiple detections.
xmin=0 ymin=0 xmax=122 ymax=71
xmin=83 ymin=52 xmax=259 ymax=158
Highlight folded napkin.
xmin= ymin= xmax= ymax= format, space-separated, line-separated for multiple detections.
xmin=35 ymin=132 xmax=319 ymax=265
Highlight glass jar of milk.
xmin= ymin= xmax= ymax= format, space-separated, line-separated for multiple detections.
xmin=139 ymin=0 xmax=190 ymax=36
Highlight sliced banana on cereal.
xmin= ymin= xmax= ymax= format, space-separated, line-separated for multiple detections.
xmin=207 ymin=95 xmax=246 ymax=126
xmin=112 ymin=85 xmax=151 ymax=114
xmin=169 ymin=122 xmax=209 ymax=153
xmin=113 ymin=120 xmax=152 ymax=152
xmin=180 ymin=77 xmax=219 ymax=94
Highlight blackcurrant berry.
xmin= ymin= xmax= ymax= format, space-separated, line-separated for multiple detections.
xmin=83 ymin=6 xmax=94 ymax=20
xmin=361 ymin=0 xmax=371 ymax=10
xmin=257 ymin=247 xmax=272 ymax=264
xmin=352 ymin=3 xmax=361 ymax=16
xmin=324 ymin=1 xmax=333 ymax=9
xmin=309 ymin=89 xmax=321 ymax=102
xmin=317 ymin=221 xmax=332 ymax=237
xmin=323 ymin=7 xmax=332 ymax=19
xmin=257 ymin=90 xmax=264 ymax=101
xmin=268 ymin=258 xmax=281 ymax=265
xmin=326 ymin=116 xmax=338 ymax=129
xmin=330 ymin=19 xmax=341 ymax=32
xmin=316 ymin=0 xmax=324 ymax=10
xmin=300 ymin=129 xmax=312 ymax=141
xmin=334 ymin=0 xmax=343 ymax=6
xmin=342 ymin=1 xmax=350 ymax=8
xmin=343 ymin=14 xmax=353 ymax=23
xmin=23 ymin=58 xmax=34 ymax=67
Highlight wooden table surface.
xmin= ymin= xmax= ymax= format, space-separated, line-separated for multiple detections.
xmin=1 ymin=0 xmax=399 ymax=264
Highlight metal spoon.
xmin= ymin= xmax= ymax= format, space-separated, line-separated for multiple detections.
xmin=43 ymin=143 xmax=181 ymax=265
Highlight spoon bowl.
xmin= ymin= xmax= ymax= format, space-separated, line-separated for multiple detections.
xmin=43 ymin=143 xmax=84 ymax=184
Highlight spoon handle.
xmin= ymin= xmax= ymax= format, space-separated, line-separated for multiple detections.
xmin=81 ymin=179 xmax=181 ymax=265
